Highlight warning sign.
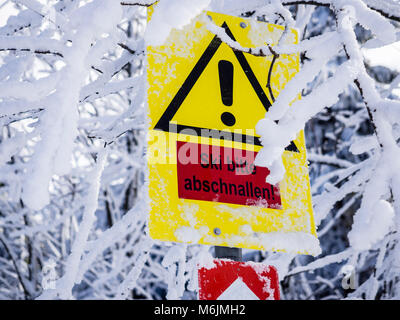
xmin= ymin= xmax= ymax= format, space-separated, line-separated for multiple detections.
xmin=147 ymin=10 xmax=320 ymax=255
xmin=198 ymin=259 xmax=280 ymax=300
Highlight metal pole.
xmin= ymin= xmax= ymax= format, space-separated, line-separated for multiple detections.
xmin=214 ymin=246 xmax=242 ymax=261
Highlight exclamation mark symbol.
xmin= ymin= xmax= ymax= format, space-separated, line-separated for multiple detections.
xmin=218 ymin=60 xmax=236 ymax=127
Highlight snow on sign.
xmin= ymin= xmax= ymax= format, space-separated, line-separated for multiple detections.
xmin=198 ymin=259 xmax=280 ymax=300
xmin=147 ymin=9 xmax=321 ymax=255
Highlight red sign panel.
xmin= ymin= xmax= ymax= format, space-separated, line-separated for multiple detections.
xmin=198 ymin=259 xmax=280 ymax=300
xmin=176 ymin=141 xmax=282 ymax=208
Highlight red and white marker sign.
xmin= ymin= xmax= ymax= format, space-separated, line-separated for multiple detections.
xmin=198 ymin=259 xmax=280 ymax=300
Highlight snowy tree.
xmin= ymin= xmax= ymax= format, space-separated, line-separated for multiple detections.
xmin=0 ymin=0 xmax=400 ymax=300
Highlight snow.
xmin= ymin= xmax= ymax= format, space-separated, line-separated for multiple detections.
xmin=349 ymin=192 xmax=395 ymax=251
xmin=175 ymin=226 xmax=209 ymax=243
xmin=255 ymin=59 xmax=359 ymax=184
xmin=0 ymin=133 xmax=26 ymax=166
xmin=253 ymin=0 xmax=397 ymax=186
xmin=287 ymin=249 xmax=354 ymax=276
xmin=37 ymin=149 xmax=107 ymax=299
xmin=145 ymin=0 xmax=211 ymax=47
xmin=0 ymin=1 xmax=18 ymax=28
xmin=202 ymin=231 xmax=321 ymax=256
xmin=196 ymin=249 xmax=216 ymax=270
xmin=349 ymin=136 xmax=379 ymax=155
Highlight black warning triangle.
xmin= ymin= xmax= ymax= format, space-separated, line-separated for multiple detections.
xmin=153 ymin=21 xmax=299 ymax=153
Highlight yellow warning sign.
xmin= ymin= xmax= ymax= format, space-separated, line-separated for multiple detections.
xmin=146 ymin=10 xmax=320 ymax=255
